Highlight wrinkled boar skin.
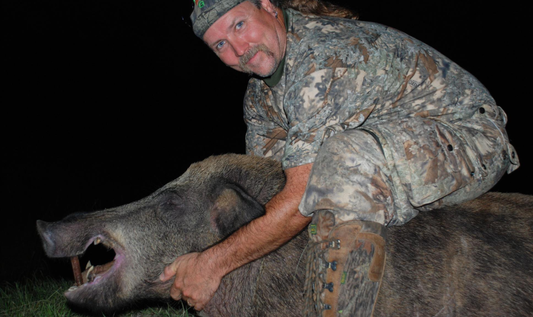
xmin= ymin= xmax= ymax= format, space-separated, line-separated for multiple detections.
xmin=37 ymin=154 xmax=533 ymax=316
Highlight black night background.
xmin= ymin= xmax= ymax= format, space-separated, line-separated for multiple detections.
xmin=2 ymin=0 xmax=530 ymax=288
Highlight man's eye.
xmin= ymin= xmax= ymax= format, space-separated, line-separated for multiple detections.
xmin=236 ymin=21 xmax=244 ymax=29
xmin=216 ymin=40 xmax=226 ymax=50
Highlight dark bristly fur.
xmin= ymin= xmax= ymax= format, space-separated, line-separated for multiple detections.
xmin=37 ymin=154 xmax=532 ymax=316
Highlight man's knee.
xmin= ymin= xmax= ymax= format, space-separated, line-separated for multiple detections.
xmin=300 ymin=129 xmax=395 ymax=224
xmin=318 ymin=129 xmax=385 ymax=164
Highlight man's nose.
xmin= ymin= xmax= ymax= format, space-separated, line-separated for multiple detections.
xmin=232 ymin=38 xmax=249 ymax=57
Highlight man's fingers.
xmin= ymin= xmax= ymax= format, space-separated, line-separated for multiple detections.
xmin=160 ymin=252 xmax=216 ymax=311
xmin=184 ymin=297 xmax=205 ymax=311
xmin=159 ymin=262 xmax=178 ymax=282
xmin=170 ymin=287 xmax=182 ymax=301
xmin=194 ymin=302 xmax=205 ymax=311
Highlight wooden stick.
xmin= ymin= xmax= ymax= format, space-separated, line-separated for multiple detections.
xmin=71 ymin=256 xmax=83 ymax=286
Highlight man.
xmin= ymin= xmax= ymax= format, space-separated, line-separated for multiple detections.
xmin=160 ymin=0 xmax=520 ymax=315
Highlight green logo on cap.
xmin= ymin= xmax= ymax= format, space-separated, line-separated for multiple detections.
xmin=193 ymin=0 xmax=205 ymax=8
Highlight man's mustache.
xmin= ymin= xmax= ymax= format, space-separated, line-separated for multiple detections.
xmin=239 ymin=44 xmax=273 ymax=73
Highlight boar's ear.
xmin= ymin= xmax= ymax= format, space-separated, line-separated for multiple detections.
xmin=210 ymin=183 xmax=265 ymax=237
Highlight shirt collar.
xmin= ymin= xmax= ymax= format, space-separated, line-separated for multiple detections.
xmin=263 ymin=9 xmax=288 ymax=87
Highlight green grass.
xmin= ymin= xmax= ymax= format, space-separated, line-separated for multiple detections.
xmin=0 ymin=275 xmax=194 ymax=317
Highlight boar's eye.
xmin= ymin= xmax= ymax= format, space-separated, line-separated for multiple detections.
xmin=157 ymin=190 xmax=185 ymax=212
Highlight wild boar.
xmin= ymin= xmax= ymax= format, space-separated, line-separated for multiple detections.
xmin=37 ymin=154 xmax=533 ymax=316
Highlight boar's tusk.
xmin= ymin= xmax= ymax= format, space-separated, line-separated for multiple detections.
xmin=71 ymin=256 xmax=83 ymax=286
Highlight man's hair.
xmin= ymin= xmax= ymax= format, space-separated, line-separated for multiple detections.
xmin=249 ymin=0 xmax=358 ymax=19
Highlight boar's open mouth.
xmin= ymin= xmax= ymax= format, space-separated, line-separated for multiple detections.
xmin=66 ymin=235 xmax=123 ymax=295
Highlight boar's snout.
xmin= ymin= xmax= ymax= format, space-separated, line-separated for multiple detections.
xmin=36 ymin=220 xmax=60 ymax=257
xmin=36 ymin=217 xmax=96 ymax=258
xmin=36 ymin=215 xmax=131 ymax=311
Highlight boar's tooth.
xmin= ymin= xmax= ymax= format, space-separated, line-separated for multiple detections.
xmin=86 ymin=265 xmax=96 ymax=283
xmin=86 ymin=265 xmax=95 ymax=275
xmin=68 ymin=285 xmax=78 ymax=292
xmin=85 ymin=261 xmax=92 ymax=270
xmin=94 ymin=238 xmax=102 ymax=245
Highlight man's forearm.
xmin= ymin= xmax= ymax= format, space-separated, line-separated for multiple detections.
xmin=202 ymin=163 xmax=313 ymax=278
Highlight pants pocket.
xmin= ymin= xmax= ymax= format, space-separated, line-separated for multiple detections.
xmin=375 ymin=118 xmax=476 ymax=207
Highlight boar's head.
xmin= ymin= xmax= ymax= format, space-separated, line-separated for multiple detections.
xmin=36 ymin=154 xmax=286 ymax=313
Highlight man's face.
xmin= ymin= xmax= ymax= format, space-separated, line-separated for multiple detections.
xmin=203 ymin=0 xmax=287 ymax=77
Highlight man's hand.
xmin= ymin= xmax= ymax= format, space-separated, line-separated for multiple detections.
xmin=159 ymin=252 xmax=221 ymax=311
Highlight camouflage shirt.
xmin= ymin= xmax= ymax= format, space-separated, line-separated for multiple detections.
xmin=244 ymin=9 xmax=507 ymax=171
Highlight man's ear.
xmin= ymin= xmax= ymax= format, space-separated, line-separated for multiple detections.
xmin=260 ymin=0 xmax=278 ymax=17
xmin=210 ymin=183 xmax=265 ymax=237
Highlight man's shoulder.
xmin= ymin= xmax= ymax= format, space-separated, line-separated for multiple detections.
xmin=287 ymin=9 xmax=388 ymax=44
xmin=284 ymin=11 xmax=380 ymax=73
xmin=285 ymin=10 xmax=452 ymax=72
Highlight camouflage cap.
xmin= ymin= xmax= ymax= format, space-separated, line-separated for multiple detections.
xmin=190 ymin=0 xmax=247 ymax=38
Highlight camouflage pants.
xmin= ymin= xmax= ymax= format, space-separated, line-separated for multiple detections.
xmin=299 ymin=103 xmax=519 ymax=226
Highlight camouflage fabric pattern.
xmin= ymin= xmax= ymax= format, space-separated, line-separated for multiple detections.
xmin=302 ymin=130 xmax=397 ymax=225
xmin=244 ymin=9 xmax=519 ymax=224
xmin=190 ymin=0 xmax=246 ymax=38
